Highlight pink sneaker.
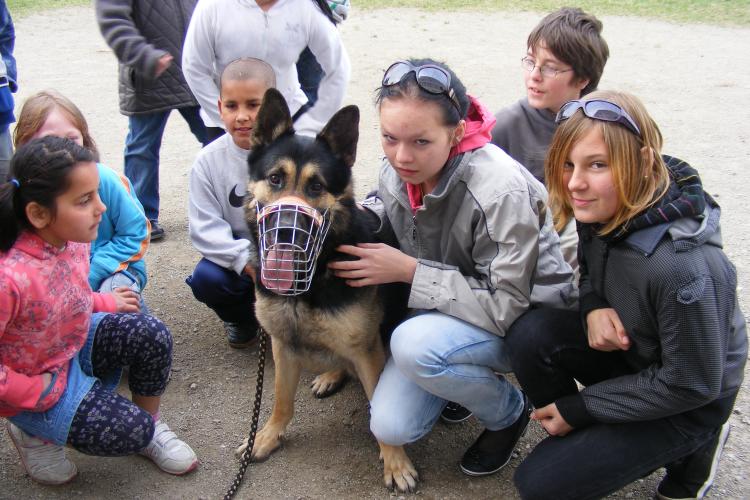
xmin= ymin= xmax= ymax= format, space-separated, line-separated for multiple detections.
xmin=139 ymin=420 xmax=199 ymax=475
xmin=7 ymin=422 xmax=78 ymax=485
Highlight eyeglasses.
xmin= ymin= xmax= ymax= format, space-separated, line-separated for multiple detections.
xmin=556 ymin=99 xmax=643 ymax=138
xmin=521 ymin=56 xmax=573 ymax=79
xmin=382 ymin=61 xmax=461 ymax=112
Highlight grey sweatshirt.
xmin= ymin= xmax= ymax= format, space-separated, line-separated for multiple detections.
xmin=490 ymin=97 xmax=556 ymax=182
xmin=188 ymin=134 xmax=256 ymax=274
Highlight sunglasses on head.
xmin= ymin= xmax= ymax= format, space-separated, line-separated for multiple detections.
xmin=382 ymin=61 xmax=461 ymax=112
xmin=556 ymin=99 xmax=642 ymax=139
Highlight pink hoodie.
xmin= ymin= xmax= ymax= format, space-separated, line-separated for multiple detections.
xmin=0 ymin=231 xmax=117 ymax=417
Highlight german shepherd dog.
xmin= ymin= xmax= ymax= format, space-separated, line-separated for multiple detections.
xmin=234 ymin=88 xmax=418 ymax=492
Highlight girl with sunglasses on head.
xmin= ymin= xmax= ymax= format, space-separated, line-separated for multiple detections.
xmin=328 ymin=58 xmax=576 ymax=489
xmin=504 ymin=90 xmax=747 ymax=499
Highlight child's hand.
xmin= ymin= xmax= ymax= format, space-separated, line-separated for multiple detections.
xmin=586 ymin=308 xmax=630 ymax=351
xmin=531 ymin=403 xmax=573 ymax=436
xmin=328 ymin=243 xmax=417 ymax=286
xmin=112 ymin=287 xmax=141 ymax=313
xmin=155 ymin=54 xmax=173 ymax=77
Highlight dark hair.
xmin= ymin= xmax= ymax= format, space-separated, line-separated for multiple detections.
xmin=0 ymin=136 xmax=95 ymax=251
xmin=375 ymin=58 xmax=469 ymax=126
xmin=527 ymin=7 xmax=609 ymax=96
xmin=312 ymin=0 xmax=338 ymax=24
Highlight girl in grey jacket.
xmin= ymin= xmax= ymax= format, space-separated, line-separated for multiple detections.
xmin=506 ymin=90 xmax=747 ymax=500
xmin=329 ymin=58 xmax=576 ymax=485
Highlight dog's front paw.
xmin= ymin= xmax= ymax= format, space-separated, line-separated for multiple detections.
xmin=310 ymin=369 xmax=348 ymax=398
xmin=235 ymin=425 xmax=283 ymax=462
xmin=380 ymin=444 xmax=419 ymax=492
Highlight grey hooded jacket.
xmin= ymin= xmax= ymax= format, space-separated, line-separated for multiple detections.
xmin=95 ymin=0 xmax=199 ymax=115
xmin=363 ymin=144 xmax=578 ymax=337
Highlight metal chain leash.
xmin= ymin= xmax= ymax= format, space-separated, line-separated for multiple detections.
xmin=224 ymin=329 xmax=268 ymax=500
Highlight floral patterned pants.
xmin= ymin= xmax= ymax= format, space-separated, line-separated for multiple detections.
xmin=66 ymin=313 xmax=172 ymax=456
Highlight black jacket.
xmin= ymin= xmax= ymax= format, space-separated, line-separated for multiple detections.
xmin=558 ymin=157 xmax=747 ymax=428
xmin=95 ymin=0 xmax=199 ymax=115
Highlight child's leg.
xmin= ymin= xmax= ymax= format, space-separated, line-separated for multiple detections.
xmin=89 ymin=312 xmax=198 ymax=474
xmin=67 ymin=381 xmax=154 ymax=456
xmin=185 ymin=258 xmax=258 ymax=348
xmin=90 ymin=312 xmax=172 ymax=408
xmin=513 ymin=418 xmax=718 ymax=500
xmin=504 ymin=307 xmax=631 ymax=408
xmin=388 ymin=311 xmax=523 ymax=431
xmin=177 ymin=105 xmax=209 ymax=146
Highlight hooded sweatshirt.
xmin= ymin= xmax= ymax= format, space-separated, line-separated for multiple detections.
xmin=557 ymin=156 xmax=747 ymax=428
xmin=490 ymin=97 xmax=556 ymax=182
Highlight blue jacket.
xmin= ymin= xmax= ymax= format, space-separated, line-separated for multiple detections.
xmin=90 ymin=163 xmax=149 ymax=290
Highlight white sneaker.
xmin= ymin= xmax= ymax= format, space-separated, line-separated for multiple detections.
xmin=7 ymin=422 xmax=78 ymax=485
xmin=139 ymin=420 xmax=198 ymax=475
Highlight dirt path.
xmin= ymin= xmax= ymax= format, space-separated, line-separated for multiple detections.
xmin=1 ymin=5 xmax=749 ymax=499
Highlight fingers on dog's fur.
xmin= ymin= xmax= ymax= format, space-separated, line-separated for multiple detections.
xmin=310 ymin=369 xmax=349 ymax=398
xmin=380 ymin=444 xmax=419 ymax=492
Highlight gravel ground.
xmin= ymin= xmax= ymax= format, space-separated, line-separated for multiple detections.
xmin=1 ymin=5 xmax=749 ymax=500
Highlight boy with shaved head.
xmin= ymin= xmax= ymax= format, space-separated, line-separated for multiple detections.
xmin=186 ymin=58 xmax=275 ymax=348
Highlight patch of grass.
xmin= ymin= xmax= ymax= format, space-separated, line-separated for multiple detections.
xmin=356 ymin=0 xmax=750 ymax=26
xmin=7 ymin=0 xmax=750 ymax=26
xmin=8 ymin=0 xmax=90 ymax=18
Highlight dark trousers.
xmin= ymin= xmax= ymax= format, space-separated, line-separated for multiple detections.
xmin=296 ymin=46 xmax=323 ymax=105
xmin=504 ymin=308 xmax=734 ymax=500
xmin=185 ymin=258 xmax=257 ymax=325
xmin=68 ymin=313 xmax=172 ymax=456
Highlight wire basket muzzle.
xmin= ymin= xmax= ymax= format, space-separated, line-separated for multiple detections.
xmin=256 ymin=199 xmax=331 ymax=295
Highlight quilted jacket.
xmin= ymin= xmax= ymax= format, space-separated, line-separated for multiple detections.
xmin=95 ymin=0 xmax=199 ymax=115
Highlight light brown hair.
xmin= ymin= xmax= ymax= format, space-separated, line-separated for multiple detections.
xmin=528 ymin=7 xmax=609 ymax=96
xmin=545 ymin=90 xmax=670 ymax=235
xmin=13 ymin=89 xmax=99 ymax=160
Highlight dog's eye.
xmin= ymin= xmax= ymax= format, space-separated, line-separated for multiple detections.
xmin=309 ymin=182 xmax=324 ymax=194
xmin=268 ymin=174 xmax=282 ymax=187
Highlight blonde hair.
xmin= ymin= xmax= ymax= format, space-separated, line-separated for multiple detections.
xmin=13 ymin=90 xmax=99 ymax=160
xmin=545 ymin=90 xmax=670 ymax=235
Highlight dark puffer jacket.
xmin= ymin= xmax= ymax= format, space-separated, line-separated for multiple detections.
xmin=95 ymin=0 xmax=199 ymax=115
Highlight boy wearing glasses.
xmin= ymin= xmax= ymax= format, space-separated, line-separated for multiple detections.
xmin=491 ymin=7 xmax=609 ymax=183
xmin=488 ymin=7 xmax=609 ymax=277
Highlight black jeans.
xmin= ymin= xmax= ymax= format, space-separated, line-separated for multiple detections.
xmin=504 ymin=308 xmax=734 ymax=500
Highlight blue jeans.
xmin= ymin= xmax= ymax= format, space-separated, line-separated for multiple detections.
xmin=185 ymin=258 xmax=256 ymax=325
xmin=504 ymin=307 xmax=736 ymax=500
xmin=369 ymin=311 xmax=523 ymax=446
xmin=98 ymin=270 xmax=148 ymax=313
xmin=124 ymin=106 xmax=207 ymax=221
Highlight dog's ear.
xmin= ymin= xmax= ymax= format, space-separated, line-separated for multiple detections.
xmin=251 ymin=88 xmax=294 ymax=149
xmin=316 ymin=105 xmax=359 ymax=168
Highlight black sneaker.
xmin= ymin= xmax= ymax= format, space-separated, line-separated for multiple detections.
xmin=459 ymin=392 xmax=531 ymax=477
xmin=655 ymin=422 xmax=731 ymax=500
xmin=223 ymin=321 xmax=259 ymax=349
xmin=441 ymin=402 xmax=473 ymax=424
xmin=149 ymin=220 xmax=165 ymax=241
